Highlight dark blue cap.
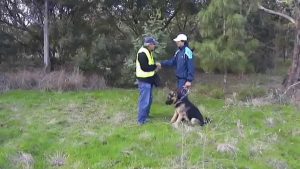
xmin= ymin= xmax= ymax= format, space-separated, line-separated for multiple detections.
xmin=144 ymin=36 xmax=159 ymax=46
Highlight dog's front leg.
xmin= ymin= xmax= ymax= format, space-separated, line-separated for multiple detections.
xmin=170 ymin=111 xmax=178 ymax=123
xmin=173 ymin=113 xmax=183 ymax=128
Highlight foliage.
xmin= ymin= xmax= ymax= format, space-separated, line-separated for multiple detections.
xmin=132 ymin=17 xmax=169 ymax=59
xmin=194 ymin=0 xmax=259 ymax=74
xmin=0 ymin=31 xmax=18 ymax=63
xmin=196 ymin=84 xmax=225 ymax=99
xmin=0 ymin=0 xmax=297 ymax=87
xmin=237 ymin=85 xmax=267 ymax=101
xmin=74 ymin=34 xmax=133 ymax=86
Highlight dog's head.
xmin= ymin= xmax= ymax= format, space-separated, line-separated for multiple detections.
xmin=166 ymin=88 xmax=189 ymax=105
xmin=165 ymin=90 xmax=179 ymax=105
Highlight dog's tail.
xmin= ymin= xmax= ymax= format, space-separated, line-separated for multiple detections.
xmin=204 ymin=117 xmax=211 ymax=125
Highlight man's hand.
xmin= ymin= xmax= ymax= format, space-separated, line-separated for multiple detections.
xmin=156 ymin=62 xmax=161 ymax=69
xmin=155 ymin=62 xmax=161 ymax=72
xmin=184 ymin=81 xmax=192 ymax=89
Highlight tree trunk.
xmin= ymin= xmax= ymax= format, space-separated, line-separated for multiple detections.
xmin=284 ymin=48 xmax=287 ymax=63
xmin=43 ymin=0 xmax=50 ymax=73
xmin=223 ymin=67 xmax=227 ymax=97
xmin=286 ymin=19 xmax=300 ymax=88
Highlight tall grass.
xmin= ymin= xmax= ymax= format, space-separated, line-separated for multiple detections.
xmin=0 ymin=69 xmax=106 ymax=92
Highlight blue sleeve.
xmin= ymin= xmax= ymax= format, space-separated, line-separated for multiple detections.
xmin=185 ymin=48 xmax=194 ymax=82
xmin=160 ymin=56 xmax=177 ymax=67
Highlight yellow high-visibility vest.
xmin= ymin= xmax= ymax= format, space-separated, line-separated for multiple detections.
xmin=136 ymin=47 xmax=155 ymax=78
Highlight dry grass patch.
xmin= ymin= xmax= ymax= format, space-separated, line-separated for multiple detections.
xmin=138 ymin=131 xmax=153 ymax=141
xmin=0 ymin=69 xmax=106 ymax=92
xmin=265 ymin=117 xmax=277 ymax=128
xmin=47 ymin=152 xmax=68 ymax=167
xmin=249 ymin=140 xmax=270 ymax=157
xmin=11 ymin=152 xmax=34 ymax=169
xmin=236 ymin=119 xmax=245 ymax=138
xmin=265 ymin=133 xmax=279 ymax=144
xmin=267 ymin=159 xmax=289 ymax=169
xmin=291 ymin=128 xmax=300 ymax=137
xmin=109 ymin=112 xmax=129 ymax=125
xmin=217 ymin=139 xmax=239 ymax=156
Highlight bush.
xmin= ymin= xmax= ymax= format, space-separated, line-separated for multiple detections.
xmin=7 ymin=71 xmax=40 ymax=90
xmin=237 ymin=86 xmax=267 ymax=101
xmin=0 ymin=73 xmax=9 ymax=92
xmin=74 ymin=35 xmax=133 ymax=87
xmin=39 ymin=69 xmax=85 ymax=91
xmin=114 ymin=59 xmax=136 ymax=88
xmin=196 ymin=84 xmax=224 ymax=99
xmin=211 ymin=88 xmax=225 ymax=99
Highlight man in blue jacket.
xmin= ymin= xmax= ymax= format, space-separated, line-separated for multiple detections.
xmin=157 ymin=34 xmax=195 ymax=94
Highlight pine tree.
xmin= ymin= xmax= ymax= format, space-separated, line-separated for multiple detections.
xmin=194 ymin=0 xmax=259 ymax=91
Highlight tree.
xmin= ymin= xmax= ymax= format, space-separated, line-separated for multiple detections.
xmin=195 ymin=0 xmax=259 ymax=91
xmin=258 ymin=0 xmax=300 ymax=89
xmin=0 ymin=0 xmax=45 ymax=64
xmin=44 ymin=0 xmax=50 ymax=72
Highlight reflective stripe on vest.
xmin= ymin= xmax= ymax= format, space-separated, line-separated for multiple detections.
xmin=136 ymin=47 xmax=155 ymax=78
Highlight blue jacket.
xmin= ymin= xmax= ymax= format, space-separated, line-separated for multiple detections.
xmin=161 ymin=45 xmax=195 ymax=82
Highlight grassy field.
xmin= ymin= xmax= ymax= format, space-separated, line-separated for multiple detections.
xmin=0 ymin=85 xmax=299 ymax=169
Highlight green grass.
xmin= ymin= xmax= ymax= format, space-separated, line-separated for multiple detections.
xmin=0 ymin=88 xmax=299 ymax=169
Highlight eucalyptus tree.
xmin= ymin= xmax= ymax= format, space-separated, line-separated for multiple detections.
xmin=258 ymin=0 xmax=300 ymax=89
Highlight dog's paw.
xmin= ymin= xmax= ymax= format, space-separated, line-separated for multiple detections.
xmin=172 ymin=123 xmax=179 ymax=129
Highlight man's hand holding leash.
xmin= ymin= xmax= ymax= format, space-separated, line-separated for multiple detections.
xmin=184 ymin=81 xmax=192 ymax=89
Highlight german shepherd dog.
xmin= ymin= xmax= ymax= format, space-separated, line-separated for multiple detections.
xmin=166 ymin=89 xmax=210 ymax=128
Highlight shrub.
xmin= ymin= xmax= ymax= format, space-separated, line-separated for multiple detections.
xmin=237 ymin=86 xmax=266 ymax=101
xmin=196 ymin=84 xmax=224 ymax=99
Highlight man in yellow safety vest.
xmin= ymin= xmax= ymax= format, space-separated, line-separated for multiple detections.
xmin=136 ymin=36 xmax=160 ymax=125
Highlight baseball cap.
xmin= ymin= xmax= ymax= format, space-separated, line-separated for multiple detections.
xmin=173 ymin=34 xmax=188 ymax=42
xmin=144 ymin=36 xmax=159 ymax=46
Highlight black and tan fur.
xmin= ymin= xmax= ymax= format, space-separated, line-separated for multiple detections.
xmin=166 ymin=90 xmax=210 ymax=127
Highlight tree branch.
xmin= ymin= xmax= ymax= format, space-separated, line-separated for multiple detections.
xmin=283 ymin=81 xmax=300 ymax=95
xmin=162 ymin=10 xmax=178 ymax=31
xmin=258 ymin=3 xmax=296 ymax=25
xmin=161 ymin=0 xmax=184 ymax=31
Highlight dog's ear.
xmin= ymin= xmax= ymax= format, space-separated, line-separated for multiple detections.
xmin=170 ymin=88 xmax=178 ymax=96
xmin=176 ymin=88 xmax=181 ymax=95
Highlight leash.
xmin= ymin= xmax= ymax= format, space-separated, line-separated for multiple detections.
xmin=178 ymin=88 xmax=190 ymax=102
